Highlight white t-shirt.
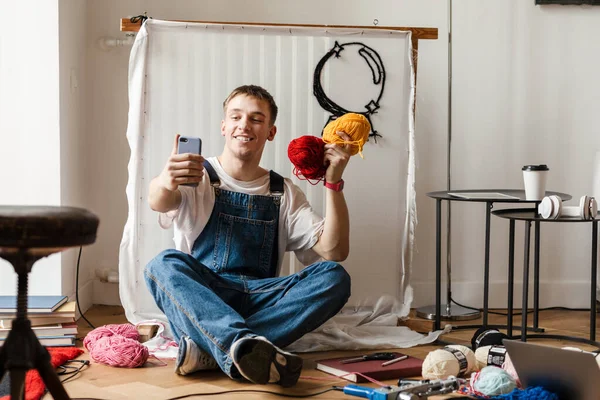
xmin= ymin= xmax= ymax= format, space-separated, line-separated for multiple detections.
xmin=159 ymin=157 xmax=325 ymax=274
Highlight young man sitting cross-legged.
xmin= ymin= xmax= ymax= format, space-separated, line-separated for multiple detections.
xmin=145 ymin=85 xmax=352 ymax=387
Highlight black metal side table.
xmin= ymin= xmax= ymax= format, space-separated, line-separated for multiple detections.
xmin=418 ymin=189 xmax=571 ymax=332
xmin=492 ymin=208 xmax=598 ymax=346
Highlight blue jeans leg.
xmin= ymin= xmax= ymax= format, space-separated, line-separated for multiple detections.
xmin=144 ymin=249 xmax=253 ymax=377
xmin=244 ymin=261 xmax=351 ymax=348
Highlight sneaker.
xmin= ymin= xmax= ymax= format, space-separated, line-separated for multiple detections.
xmin=175 ymin=336 xmax=219 ymax=375
xmin=230 ymin=336 xmax=303 ymax=387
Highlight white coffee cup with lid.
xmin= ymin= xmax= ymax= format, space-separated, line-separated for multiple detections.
xmin=522 ymin=164 xmax=549 ymax=200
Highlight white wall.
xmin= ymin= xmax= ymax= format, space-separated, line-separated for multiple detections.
xmin=11 ymin=0 xmax=596 ymax=310
xmin=0 ymin=1 xmax=62 ymax=295
xmin=59 ymin=0 xmax=91 ymax=311
xmin=446 ymin=1 xmax=600 ymax=309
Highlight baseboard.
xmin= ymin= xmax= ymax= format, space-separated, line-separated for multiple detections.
xmin=65 ymin=278 xmax=122 ymax=320
xmin=72 ymin=279 xmax=599 ymax=312
xmin=411 ymin=280 xmax=598 ymax=309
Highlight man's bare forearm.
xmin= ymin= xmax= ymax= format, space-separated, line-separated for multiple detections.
xmin=314 ymin=190 xmax=350 ymax=261
xmin=148 ymin=176 xmax=181 ymax=212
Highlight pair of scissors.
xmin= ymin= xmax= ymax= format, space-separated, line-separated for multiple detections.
xmin=340 ymin=352 xmax=397 ymax=364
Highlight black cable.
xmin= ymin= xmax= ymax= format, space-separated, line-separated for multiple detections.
xmin=450 ymin=298 xmax=528 ymax=316
xmin=59 ymin=360 xmax=90 ymax=384
xmin=71 ymin=388 xmax=340 ymax=400
xmin=165 ymin=387 xmax=338 ymax=399
xmin=76 ymin=247 xmax=96 ymax=329
xmin=539 ymin=306 xmax=589 ymax=312
xmin=72 ymin=388 xmax=337 ymax=400
xmin=450 ymin=297 xmax=589 ymax=317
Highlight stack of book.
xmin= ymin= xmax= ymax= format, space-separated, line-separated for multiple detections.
xmin=0 ymin=295 xmax=78 ymax=347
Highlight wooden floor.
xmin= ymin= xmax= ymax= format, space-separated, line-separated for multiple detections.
xmin=45 ymin=305 xmax=599 ymax=400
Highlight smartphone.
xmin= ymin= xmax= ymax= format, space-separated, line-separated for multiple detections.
xmin=177 ymin=136 xmax=202 ymax=187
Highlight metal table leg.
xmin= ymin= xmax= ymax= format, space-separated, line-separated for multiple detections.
xmin=483 ymin=202 xmax=492 ymax=327
xmin=508 ymin=219 xmax=515 ymax=338
xmin=416 ymin=199 xmax=480 ymax=325
xmin=533 ymin=221 xmax=541 ymax=329
xmin=415 ymin=199 xmax=443 ymax=329
xmin=522 ymin=221 xmax=531 ymax=342
xmin=435 ymin=199 xmax=442 ymax=331
xmin=591 ymin=221 xmax=598 ymax=341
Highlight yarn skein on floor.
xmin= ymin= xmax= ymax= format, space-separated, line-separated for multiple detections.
xmin=471 ymin=327 xmax=509 ymax=351
xmin=470 ymin=366 xmax=517 ymax=396
xmin=83 ymin=323 xmax=149 ymax=368
xmin=422 ymin=345 xmax=477 ymax=380
xmin=475 ymin=345 xmax=508 ymax=370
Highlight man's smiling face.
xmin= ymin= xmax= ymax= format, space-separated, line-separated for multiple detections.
xmin=221 ymin=94 xmax=277 ymax=162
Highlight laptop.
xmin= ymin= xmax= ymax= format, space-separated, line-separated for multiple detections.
xmin=503 ymin=339 xmax=600 ymax=400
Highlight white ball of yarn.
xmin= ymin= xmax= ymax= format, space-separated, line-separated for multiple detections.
xmin=475 ymin=345 xmax=491 ymax=371
xmin=475 ymin=345 xmax=508 ymax=371
xmin=422 ymin=345 xmax=476 ymax=380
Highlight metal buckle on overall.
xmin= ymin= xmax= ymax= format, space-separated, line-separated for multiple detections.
xmin=270 ymin=189 xmax=283 ymax=204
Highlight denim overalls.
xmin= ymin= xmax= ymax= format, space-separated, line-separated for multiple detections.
xmin=145 ymin=161 xmax=351 ymax=376
xmin=191 ymin=161 xmax=283 ymax=279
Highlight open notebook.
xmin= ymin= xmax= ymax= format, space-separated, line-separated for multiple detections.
xmin=448 ymin=192 xmax=520 ymax=200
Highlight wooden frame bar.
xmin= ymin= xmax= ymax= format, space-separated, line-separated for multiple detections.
xmin=120 ymin=18 xmax=437 ymax=39
xmin=121 ymin=18 xmax=438 ymax=83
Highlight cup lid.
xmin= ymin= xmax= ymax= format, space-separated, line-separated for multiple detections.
xmin=522 ymin=164 xmax=549 ymax=171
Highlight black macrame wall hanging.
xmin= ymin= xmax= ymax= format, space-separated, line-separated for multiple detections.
xmin=313 ymin=41 xmax=386 ymax=140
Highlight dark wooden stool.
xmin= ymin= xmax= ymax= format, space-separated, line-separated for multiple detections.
xmin=0 ymin=206 xmax=99 ymax=400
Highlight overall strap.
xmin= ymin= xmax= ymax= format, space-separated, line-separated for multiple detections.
xmin=203 ymin=160 xmax=220 ymax=187
xmin=269 ymin=170 xmax=284 ymax=195
xmin=268 ymin=170 xmax=284 ymax=275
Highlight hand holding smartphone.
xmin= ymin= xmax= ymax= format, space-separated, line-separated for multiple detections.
xmin=177 ymin=136 xmax=203 ymax=187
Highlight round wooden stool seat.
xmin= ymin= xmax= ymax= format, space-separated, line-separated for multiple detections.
xmin=0 ymin=206 xmax=99 ymax=250
xmin=0 ymin=206 xmax=99 ymax=400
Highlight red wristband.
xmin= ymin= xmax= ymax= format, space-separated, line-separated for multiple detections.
xmin=324 ymin=179 xmax=344 ymax=192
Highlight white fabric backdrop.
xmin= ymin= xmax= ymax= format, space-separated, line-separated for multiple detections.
xmin=119 ymin=20 xmax=441 ymax=350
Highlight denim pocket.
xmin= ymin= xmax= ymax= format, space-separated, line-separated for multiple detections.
xmin=212 ymin=212 xmax=276 ymax=276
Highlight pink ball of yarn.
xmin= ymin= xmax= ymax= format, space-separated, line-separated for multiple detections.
xmin=83 ymin=324 xmax=139 ymax=349
xmin=84 ymin=323 xmax=149 ymax=368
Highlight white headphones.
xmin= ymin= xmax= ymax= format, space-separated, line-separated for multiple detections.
xmin=539 ymin=195 xmax=598 ymax=220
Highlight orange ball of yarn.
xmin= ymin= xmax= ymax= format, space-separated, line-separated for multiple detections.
xmin=322 ymin=113 xmax=371 ymax=157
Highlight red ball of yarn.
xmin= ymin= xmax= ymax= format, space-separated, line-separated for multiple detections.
xmin=288 ymin=135 xmax=327 ymax=183
xmin=84 ymin=323 xmax=149 ymax=368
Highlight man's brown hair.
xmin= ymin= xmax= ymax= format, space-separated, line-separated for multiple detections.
xmin=223 ymin=85 xmax=278 ymax=125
